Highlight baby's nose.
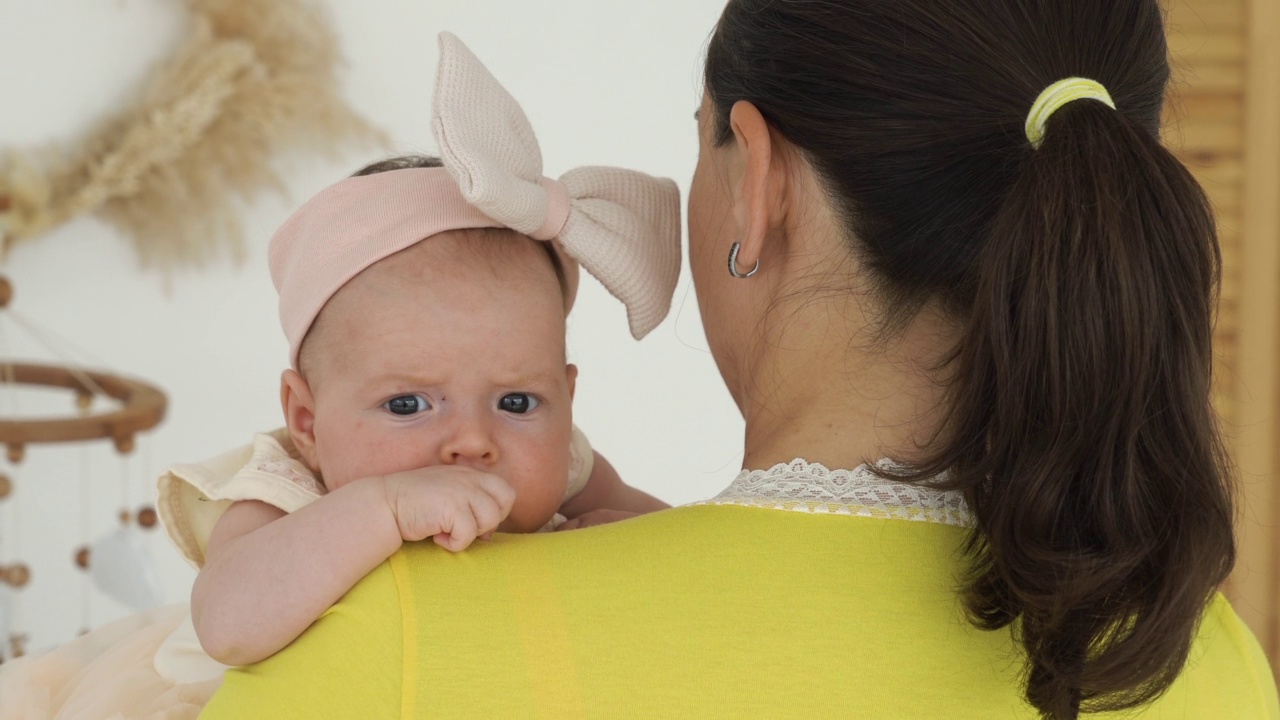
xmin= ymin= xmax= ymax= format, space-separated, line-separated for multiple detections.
xmin=440 ymin=412 xmax=497 ymax=466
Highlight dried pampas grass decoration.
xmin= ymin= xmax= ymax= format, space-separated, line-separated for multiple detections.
xmin=0 ymin=0 xmax=385 ymax=270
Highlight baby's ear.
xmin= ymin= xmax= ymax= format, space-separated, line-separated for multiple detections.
xmin=565 ymin=363 xmax=578 ymax=400
xmin=280 ymin=370 xmax=320 ymax=470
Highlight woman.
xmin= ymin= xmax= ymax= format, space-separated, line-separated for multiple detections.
xmin=201 ymin=1 xmax=1279 ymax=718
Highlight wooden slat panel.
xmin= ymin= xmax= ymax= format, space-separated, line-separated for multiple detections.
xmin=1209 ymin=191 xmax=1243 ymax=215
xmin=1188 ymin=158 xmax=1242 ymax=186
xmin=1168 ymin=31 xmax=1247 ymax=64
xmin=1171 ymin=62 xmax=1245 ymax=92
xmin=1168 ymin=2 xmax=1245 ymax=32
xmin=1175 ymin=0 xmax=1280 ymax=676
xmin=1142 ymin=1 xmax=1248 ymax=444
xmin=1176 ymin=118 xmax=1245 ymax=152
xmin=1166 ymin=0 xmax=1248 ymax=448
xmin=1177 ymin=92 xmax=1244 ymax=120
xmin=1231 ymin=0 xmax=1280 ymax=665
xmin=1166 ymin=0 xmax=1267 ymax=645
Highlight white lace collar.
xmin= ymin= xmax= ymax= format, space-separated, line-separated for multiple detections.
xmin=695 ymin=458 xmax=973 ymax=527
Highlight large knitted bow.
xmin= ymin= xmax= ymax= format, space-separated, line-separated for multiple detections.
xmin=430 ymin=32 xmax=682 ymax=339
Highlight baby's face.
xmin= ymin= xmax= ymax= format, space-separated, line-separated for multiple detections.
xmin=295 ymin=231 xmax=574 ymax=533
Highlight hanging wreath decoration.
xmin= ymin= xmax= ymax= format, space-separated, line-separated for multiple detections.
xmin=0 ymin=0 xmax=385 ymax=269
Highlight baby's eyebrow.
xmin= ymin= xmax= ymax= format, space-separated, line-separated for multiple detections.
xmin=503 ymin=372 xmax=559 ymax=388
xmin=361 ymin=371 xmax=560 ymax=391
xmin=362 ymin=372 xmax=440 ymax=391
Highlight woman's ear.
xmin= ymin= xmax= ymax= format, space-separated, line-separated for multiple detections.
xmin=728 ymin=100 xmax=787 ymax=271
xmin=280 ymin=369 xmax=320 ymax=470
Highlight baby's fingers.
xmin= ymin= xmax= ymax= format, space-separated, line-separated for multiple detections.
xmin=434 ymin=510 xmax=479 ymax=553
xmin=437 ymin=486 xmax=508 ymax=551
xmin=475 ymin=474 xmax=517 ymax=516
xmin=555 ymin=509 xmax=640 ymax=531
xmin=468 ymin=491 xmax=509 ymax=539
xmin=556 ymin=516 xmax=585 ymax=531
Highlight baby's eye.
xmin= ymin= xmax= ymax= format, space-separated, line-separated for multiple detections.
xmin=498 ymin=393 xmax=540 ymax=415
xmin=384 ymin=395 xmax=431 ymax=416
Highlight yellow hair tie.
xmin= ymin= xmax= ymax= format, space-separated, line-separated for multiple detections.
xmin=1024 ymin=77 xmax=1116 ymax=149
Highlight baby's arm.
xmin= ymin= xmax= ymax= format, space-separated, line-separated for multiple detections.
xmin=191 ymin=467 xmax=513 ymax=666
xmin=558 ymin=451 xmax=668 ymax=521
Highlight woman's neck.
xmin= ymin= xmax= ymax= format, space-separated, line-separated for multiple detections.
xmin=739 ymin=295 xmax=957 ymax=473
xmin=724 ymin=159 xmax=960 ymax=473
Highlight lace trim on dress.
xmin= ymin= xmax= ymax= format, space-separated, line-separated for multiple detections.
xmin=697 ymin=458 xmax=973 ymax=527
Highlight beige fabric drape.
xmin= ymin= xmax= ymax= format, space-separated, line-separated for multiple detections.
xmin=1166 ymin=0 xmax=1280 ymax=677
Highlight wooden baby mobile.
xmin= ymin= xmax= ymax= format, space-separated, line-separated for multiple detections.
xmin=0 ymin=279 xmax=168 ymax=658
xmin=0 ymin=0 xmax=382 ymax=659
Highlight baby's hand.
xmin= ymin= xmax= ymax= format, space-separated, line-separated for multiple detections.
xmin=382 ymin=466 xmax=516 ymax=552
xmin=556 ymin=509 xmax=641 ymax=531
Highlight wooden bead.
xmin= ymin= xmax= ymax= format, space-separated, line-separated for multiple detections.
xmin=5 ymin=444 xmax=22 ymax=464
xmin=114 ymin=435 xmax=135 ymax=454
xmin=118 ymin=509 xmax=132 ymax=525
xmin=0 ymin=276 xmax=12 ymax=309
xmin=75 ymin=393 xmax=93 ymax=410
xmin=9 ymin=634 xmax=28 ymax=659
xmin=75 ymin=546 xmax=91 ymax=569
xmin=0 ymin=474 xmax=10 ymax=499
xmin=2 ymin=564 xmax=30 ymax=588
xmin=137 ymin=506 xmax=158 ymax=529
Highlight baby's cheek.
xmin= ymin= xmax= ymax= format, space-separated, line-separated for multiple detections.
xmin=310 ymin=413 xmax=377 ymax=488
xmin=315 ymin=427 xmax=425 ymax=492
xmin=503 ymin=442 xmax=571 ymax=532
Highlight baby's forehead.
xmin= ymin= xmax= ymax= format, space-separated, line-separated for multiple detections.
xmin=299 ymin=229 xmax=567 ymax=377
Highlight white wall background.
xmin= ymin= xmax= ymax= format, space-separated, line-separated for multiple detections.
xmin=0 ymin=0 xmax=740 ymax=652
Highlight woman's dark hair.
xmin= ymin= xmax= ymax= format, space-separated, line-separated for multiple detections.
xmin=705 ymin=2 xmax=1235 ymax=718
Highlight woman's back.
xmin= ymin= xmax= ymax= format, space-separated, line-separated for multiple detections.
xmin=203 ymin=500 xmax=1278 ymax=718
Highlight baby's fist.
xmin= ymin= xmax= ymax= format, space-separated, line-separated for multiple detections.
xmin=382 ymin=466 xmax=516 ymax=552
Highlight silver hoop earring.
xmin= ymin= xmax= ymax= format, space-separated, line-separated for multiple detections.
xmin=728 ymin=242 xmax=760 ymax=279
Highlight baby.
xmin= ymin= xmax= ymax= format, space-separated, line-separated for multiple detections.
xmin=0 ymin=34 xmax=679 ymax=718
xmin=161 ymin=34 xmax=682 ymax=669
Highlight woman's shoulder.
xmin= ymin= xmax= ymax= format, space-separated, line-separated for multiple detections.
xmin=1164 ymin=594 xmax=1280 ymax=717
xmin=204 ymin=505 xmax=1279 ymax=719
xmin=393 ymin=513 xmax=1279 ymax=719
xmin=201 ymin=561 xmax=403 ymax=719
xmin=1081 ymin=594 xmax=1278 ymax=719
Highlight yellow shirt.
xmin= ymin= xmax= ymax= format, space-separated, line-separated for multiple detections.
xmin=201 ymin=504 xmax=1278 ymax=719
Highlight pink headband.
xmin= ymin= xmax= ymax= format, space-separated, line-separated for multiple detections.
xmin=269 ymin=32 xmax=682 ymax=368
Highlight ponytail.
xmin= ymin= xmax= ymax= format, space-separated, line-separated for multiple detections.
xmin=926 ymin=100 xmax=1235 ymax=717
